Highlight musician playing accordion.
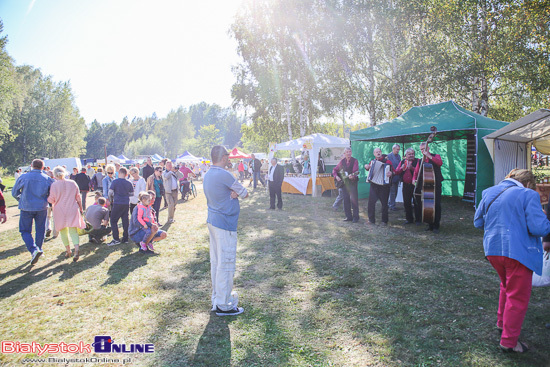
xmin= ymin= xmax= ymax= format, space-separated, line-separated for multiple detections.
xmin=332 ymin=147 xmax=360 ymax=223
xmin=364 ymin=148 xmax=394 ymax=226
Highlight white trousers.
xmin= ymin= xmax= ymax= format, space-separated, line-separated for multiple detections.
xmin=208 ymin=223 xmax=239 ymax=311
xmin=166 ymin=190 xmax=178 ymax=221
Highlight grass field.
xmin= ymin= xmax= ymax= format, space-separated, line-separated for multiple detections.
xmin=0 ymin=186 xmax=549 ymax=367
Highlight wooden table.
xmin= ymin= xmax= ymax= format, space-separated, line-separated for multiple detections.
xmin=281 ymin=176 xmax=336 ymax=195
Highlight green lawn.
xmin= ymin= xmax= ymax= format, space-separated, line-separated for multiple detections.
xmin=2 ymin=176 xmax=18 ymax=208
xmin=0 ymin=188 xmax=548 ymax=366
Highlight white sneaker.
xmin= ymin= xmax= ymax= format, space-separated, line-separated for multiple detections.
xmin=107 ymin=240 xmax=121 ymax=246
xmin=30 ymin=249 xmax=43 ymax=265
xmin=215 ymin=306 xmax=244 ymax=316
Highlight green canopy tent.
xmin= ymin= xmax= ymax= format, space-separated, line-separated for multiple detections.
xmin=350 ymin=101 xmax=508 ymax=205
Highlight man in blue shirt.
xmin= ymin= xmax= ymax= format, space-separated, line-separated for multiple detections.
xmin=12 ymin=159 xmax=55 ymax=265
xmin=204 ymin=145 xmax=248 ymax=316
xmin=108 ymin=167 xmax=134 ymax=246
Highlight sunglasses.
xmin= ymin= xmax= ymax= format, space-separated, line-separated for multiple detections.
xmin=107 ymin=172 xmax=114 ymax=175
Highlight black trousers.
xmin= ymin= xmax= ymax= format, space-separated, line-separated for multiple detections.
xmin=343 ymin=182 xmax=359 ymax=221
xmin=153 ymin=197 xmax=162 ymax=223
xmin=368 ymin=183 xmax=390 ymax=224
xmin=415 ymin=183 xmax=442 ymax=229
xmin=268 ymin=181 xmax=283 ymax=209
xmin=110 ymin=203 xmax=129 ymax=242
xmin=403 ymin=183 xmax=422 ymax=223
xmin=88 ymin=226 xmax=111 ymax=241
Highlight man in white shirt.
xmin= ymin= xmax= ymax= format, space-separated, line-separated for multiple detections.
xmin=86 ymin=164 xmax=96 ymax=179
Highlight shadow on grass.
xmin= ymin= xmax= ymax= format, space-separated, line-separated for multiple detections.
xmin=102 ymin=249 xmax=159 ymax=286
xmin=0 ymin=244 xmax=28 ymax=262
xmin=0 ymin=240 xmax=126 ymax=298
xmin=192 ymin=313 xmax=231 ymax=366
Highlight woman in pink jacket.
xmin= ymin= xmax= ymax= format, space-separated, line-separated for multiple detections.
xmin=48 ymin=166 xmax=85 ymax=261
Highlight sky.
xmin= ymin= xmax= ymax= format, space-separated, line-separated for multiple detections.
xmin=0 ymin=0 xmax=244 ymax=124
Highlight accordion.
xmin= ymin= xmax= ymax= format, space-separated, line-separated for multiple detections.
xmin=366 ymin=160 xmax=391 ymax=185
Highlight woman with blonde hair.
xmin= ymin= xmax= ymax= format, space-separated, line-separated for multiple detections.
xmin=102 ymin=164 xmax=116 ymax=200
xmin=474 ymin=168 xmax=550 ymax=353
xmin=48 ymin=166 xmax=85 ymax=261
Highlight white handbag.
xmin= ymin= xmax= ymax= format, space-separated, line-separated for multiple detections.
xmin=532 ymin=251 xmax=550 ymax=287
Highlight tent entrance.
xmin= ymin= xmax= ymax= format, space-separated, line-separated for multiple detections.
xmin=463 ymin=134 xmax=477 ymax=202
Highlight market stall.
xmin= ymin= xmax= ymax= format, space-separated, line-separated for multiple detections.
xmin=281 ymin=174 xmax=336 ymax=195
xmin=483 ymin=109 xmax=550 ymax=206
xmin=351 ymin=100 xmax=508 ymax=204
xmin=483 ymin=109 xmax=550 ymax=184
xmin=270 ymin=133 xmax=350 ymax=196
xmin=229 ymin=148 xmax=250 ymax=159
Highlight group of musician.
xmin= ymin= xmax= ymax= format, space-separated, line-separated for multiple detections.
xmin=332 ymin=142 xmax=443 ymax=233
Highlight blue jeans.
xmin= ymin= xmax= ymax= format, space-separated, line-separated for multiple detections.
xmin=19 ymin=209 xmax=47 ymax=254
xmin=131 ymin=229 xmax=165 ymax=243
xmin=333 ymin=188 xmax=344 ymax=209
xmin=253 ymin=171 xmax=265 ymax=188
xmin=388 ymin=180 xmax=400 ymax=209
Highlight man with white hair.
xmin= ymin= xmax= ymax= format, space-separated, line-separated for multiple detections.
xmin=364 ymin=148 xmax=393 ymax=226
xmin=387 ymin=144 xmax=401 ymax=211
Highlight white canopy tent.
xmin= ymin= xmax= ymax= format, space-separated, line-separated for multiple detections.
xmin=96 ymin=155 xmax=121 ymax=165
xmin=176 ymin=153 xmax=201 ymax=164
xmin=484 ymin=109 xmax=550 ymax=184
xmin=269 ymin=133 xmax=350 ymax=196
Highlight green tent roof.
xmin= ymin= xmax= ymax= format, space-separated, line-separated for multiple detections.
xmin=351 ymin=100 xmax=508 ymax=143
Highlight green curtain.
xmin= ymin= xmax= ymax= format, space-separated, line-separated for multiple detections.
xmin=351 ymin=140 xmax=467 ymax=199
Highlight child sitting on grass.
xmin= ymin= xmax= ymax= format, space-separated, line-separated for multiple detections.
xmin=136 ymin=192 xmax=156 ymax=252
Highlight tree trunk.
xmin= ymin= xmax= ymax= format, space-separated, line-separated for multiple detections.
xmin=298 ymin=86 xmax=307 ymax=137
xmin=478 ymin=0 xmax=489 ymax=117
xmin=479 ymin=75 xmax=488 ymax=116
xmin=365 ymin=19 xmax=377 ymax=126
xmin=388 ymin=0 xmax=401 ymax=116
xmin=472 ymin=76 xmax=480 ymax=114
xmin=286 ymin=96 xmax=292 ymax=141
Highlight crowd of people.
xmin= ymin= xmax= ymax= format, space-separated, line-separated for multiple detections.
xmin=3 ymin=144 xmax=550 ymax=354
xmin=8 ymin=157 xmax=209 ymax=265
